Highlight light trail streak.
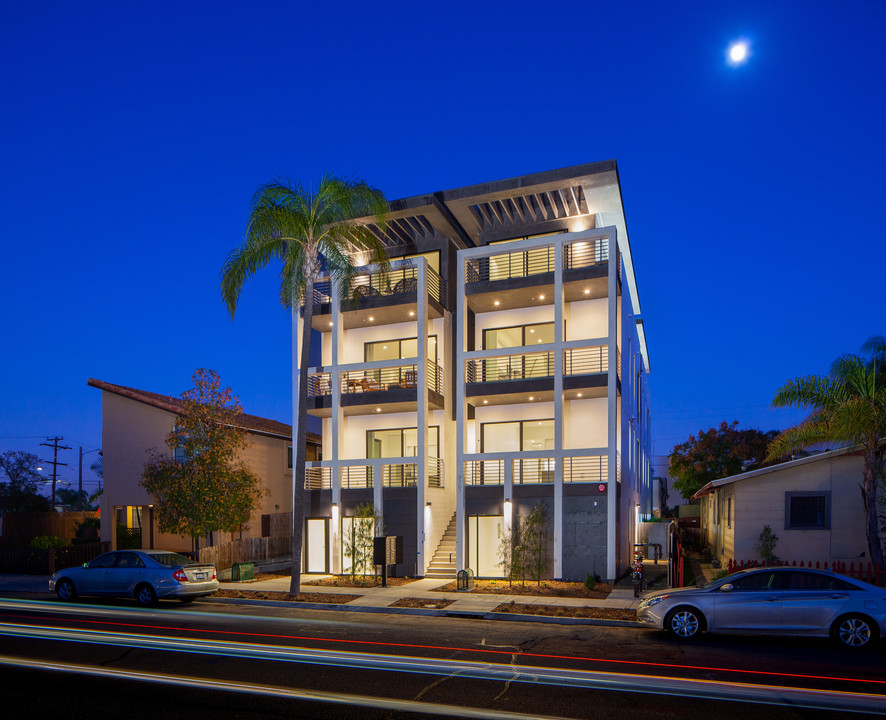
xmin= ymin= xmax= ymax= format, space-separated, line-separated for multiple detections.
xmin=1 ymin=598 xmax=884 ymax=689
xmin=2 ymin=622 xmax=886 ymax=714
xmin=0 ymin=655 xmax=569 ymax=720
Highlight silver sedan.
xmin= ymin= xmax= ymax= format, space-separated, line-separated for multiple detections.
xmin=49 ymin=549 xmax=219 ymax=606
xmin=637 ymin=566 xmax=886 ymax=649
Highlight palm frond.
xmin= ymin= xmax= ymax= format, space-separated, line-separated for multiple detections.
xmin=765 ymin=415 xmax=832 ymax=461
xmin=771 ymin=375 xmax=833 ymax=410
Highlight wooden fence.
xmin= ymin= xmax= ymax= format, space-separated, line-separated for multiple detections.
xmin=726 ymin=558 xmax=886 ymax=587
xmin=0 ymin=541 xmax=109 ymax=575
xmin=0 ymin=511 xmax=98 ymax=548
xmin=198 ymin=536 xmax=291 ymax=570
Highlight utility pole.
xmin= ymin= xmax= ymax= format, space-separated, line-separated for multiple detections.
xmin=40 ymin=436 xmax=71 ymax=510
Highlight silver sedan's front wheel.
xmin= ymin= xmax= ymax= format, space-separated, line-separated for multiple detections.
xmin=665 ymin=607 xmax=704 ymax=640
xmin=833 ymin=615 xmax=876 ymax=649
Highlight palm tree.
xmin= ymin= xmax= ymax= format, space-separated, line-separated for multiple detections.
xmin=767 ymin=336 xmax=886 ymax=566
xmin=221 ymin=175 xmax=389 ymax=594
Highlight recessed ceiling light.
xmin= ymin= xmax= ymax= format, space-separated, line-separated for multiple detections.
xmin=494 ymin=300 xmax=500 ymax=306
xmin=368 ymin=316 xmax=374 ymax=322
xmin=382 ymin=346 xmax=387 ymax=349
xmin=537 ymin=339 xmax=542 ymax=343
xmin=538 ymin=295 xmax=545 ymax=300
xmin=328 ymin=321 xmax=333 ymax=326
xmin=584 ymin=289 xmax=590 ymax=295
xmin=529 ymin=329 xmax=534 ymax=333
xmin=529 ymin=396 xmax=534 ymax=401
xmin=376 ymin=408 xmax=381 ymax=412
xmin=483 ymin=400 xmax=488 ymax=404
xmin=577 ymin=393 xmax=583 ymax=398
xmin=409 ymin=311 xmax=415 ymax=316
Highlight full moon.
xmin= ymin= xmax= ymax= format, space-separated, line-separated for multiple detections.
xmin=727 ymin=40 xmax=750 ymax=66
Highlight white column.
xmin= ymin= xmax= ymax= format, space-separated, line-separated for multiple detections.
xmin=455 ymin=251 xmax=466 ymax=573
xmin=330 ymin=277 xmax=343 ymax=574
xmin=606 ymin=229 xmax=619 ymax=583
xmin=553 ymin=240 xmax=565 ymax=578
xmin=416 ymin=259 xmax=428 ymax=573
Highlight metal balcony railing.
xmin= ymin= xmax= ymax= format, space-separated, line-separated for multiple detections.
xmin=309 ymin=264 xmax=446 ymax=306
xmin=513 ymin=458 xmax=556 ymax=485
xmin=466 ymin=351 xmax=554 ymax=383
xmin=305 ymin=466 xmax=332 ymax=490
xmin=564 ymin=346 xmax=608 ymax=375
xmin=563 ymin=455 xmax=608 ymax=483
xmin=428 ymin=457 xmax=444 ymax=488
xmin=464 ymin=237 xmax=609 ymax=283
xmin=338 ymin=362 xmax=443 ymax=396
xmin=463 ymin=459 xmax=504 ymax=486
xmin=341 ymin=465 xmax=372 ymax=489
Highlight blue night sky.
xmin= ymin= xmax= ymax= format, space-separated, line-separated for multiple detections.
xmin=2 ymin=1 xmax=883 ymax=495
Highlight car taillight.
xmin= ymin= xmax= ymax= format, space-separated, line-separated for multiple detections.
xmin=173 ymin=569 xmax=188 ymax=582
xmin=212 ymin=569 xmax=217 ymax=580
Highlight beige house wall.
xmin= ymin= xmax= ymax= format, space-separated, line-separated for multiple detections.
xmin=99 ymin=390 xmax=295 ymax=552
xmin=702 ymin=453 xmax=866 ymax=565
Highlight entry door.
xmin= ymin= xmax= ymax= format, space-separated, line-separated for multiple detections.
xmin=305 ymin=518 xmax=329 ymax=573
xmin=467 ymin=515 xmax=504 ymax=577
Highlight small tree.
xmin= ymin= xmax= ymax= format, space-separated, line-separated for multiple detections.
xmin=523 ymin=503 xmax=551 ymax=586
xmin=141 ymin=369 xmax=262 ymax=551
xmin=754 ymin=525 xmax=779 ymax=563
xmin=344 ymin=502 xmax=381 ymax=581
xmin=498 ymin=513 xmax=524 ymax=586
xmin=0 ymin=451 xmax=51 ymax=512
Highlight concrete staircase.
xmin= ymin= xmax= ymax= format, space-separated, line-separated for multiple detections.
xmin=425 ymin=512 xmax=457 ymax=579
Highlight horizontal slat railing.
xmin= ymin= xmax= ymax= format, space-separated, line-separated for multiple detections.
xmin=564 ymin=455 xmax=608 ymax=483
xmin=463 ymin=459 xmax=504 ymax=486
xmin=564 ymin=346 xmax=608 ymax=375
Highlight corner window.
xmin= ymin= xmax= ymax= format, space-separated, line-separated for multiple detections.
xmin=785 ymin=492 xmax=830 ymax=529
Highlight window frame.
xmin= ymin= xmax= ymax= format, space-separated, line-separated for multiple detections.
xmin=480 ymin=418 xmax=555 ymax=453
xmin=785 ymin=491 xmax=831 ymax=530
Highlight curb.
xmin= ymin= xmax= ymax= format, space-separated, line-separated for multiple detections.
xmin=205 ymin=596 xmax=643 ymax=629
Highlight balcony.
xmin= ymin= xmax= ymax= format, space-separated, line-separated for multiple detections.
xmin=304 ymin=458 xmax=444 ymax=489
xmin=464 ymin=238 xmax=616 ymax=313
xmin=464 ymin=345 xmax=612 ymax=405
xmin=308 ymin=263 xmax=447 ymax=330
xmin=463 ymin=454 xmax=609 ymax=486
xmin=306 ymin=361 xmax=444 ymax=417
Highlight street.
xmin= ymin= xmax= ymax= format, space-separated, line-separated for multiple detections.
xmin=1 ymin=596 xmax=885 ymax=718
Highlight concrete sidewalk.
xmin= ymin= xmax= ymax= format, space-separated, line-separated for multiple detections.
xmin=218 ymin=571 xmax=646 ymax=615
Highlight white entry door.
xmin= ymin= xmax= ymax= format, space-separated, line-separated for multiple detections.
xmin=467 ymin=515 xmax=503 ymax=577
xmin=305 ymin=518 xmax=328 ymax=573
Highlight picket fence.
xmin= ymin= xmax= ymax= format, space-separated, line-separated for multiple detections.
xmin=726 ymin=558 xmax=886 ymax=587
xmin=198 ymin=536 xmax=291 ymax=570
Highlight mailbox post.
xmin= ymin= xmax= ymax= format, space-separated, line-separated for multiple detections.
xmin=373 ymin=535 xmax=403 ymax=587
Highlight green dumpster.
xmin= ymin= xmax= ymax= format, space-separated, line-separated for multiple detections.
xmin=231 ymin=562 xmax=254 ymax=581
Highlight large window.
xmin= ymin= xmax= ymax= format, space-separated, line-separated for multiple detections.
xmin=366 ymin=427 xmax=439 ymax=459
xmin=483 ymin=322 xmax=554 ymax=349
xmin=785 ymin=492 xmax=830 ymax=529
xmin=481 ymin=419 xmax=554 ymax=453
xmin=364 ymin=336 xmax=437 ymax=363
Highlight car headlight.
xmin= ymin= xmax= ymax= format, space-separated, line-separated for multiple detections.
xmin=639 ymin=594 xmax=668 ymax=609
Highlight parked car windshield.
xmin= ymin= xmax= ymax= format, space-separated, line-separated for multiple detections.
xmin=149 ymin=553 xmax=195 ymax=568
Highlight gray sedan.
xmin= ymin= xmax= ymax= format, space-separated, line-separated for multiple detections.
xmin=637 ymin=566 xmax=886 ymax=648
xmin=49 ymin=549 xmax=219 ymax=606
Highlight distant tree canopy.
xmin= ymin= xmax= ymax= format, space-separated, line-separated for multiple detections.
xmin=141 ymin=369 xmax=261 ymax=545
xmin=668 ymin=421 xmax=782 ymax=500
xmin=0 ymin=451 xmax=52 ymax=512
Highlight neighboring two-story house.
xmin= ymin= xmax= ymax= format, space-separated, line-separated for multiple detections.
xmin=89 ymin=378 xmax=320 ymax=553
xmin=301 ymin=161 xmax=651 ymax=582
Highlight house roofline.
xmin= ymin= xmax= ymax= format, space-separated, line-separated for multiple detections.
xmin=691 ymin=445 xmax=858 ymax=500
xmin=87 ymin=378 xmax=320 ymax=445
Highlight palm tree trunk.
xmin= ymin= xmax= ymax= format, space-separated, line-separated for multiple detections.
xmin=862 ymin=451 xmax=884 ymax=567
xmin=289 ymin=279 xmax=314 ymax=595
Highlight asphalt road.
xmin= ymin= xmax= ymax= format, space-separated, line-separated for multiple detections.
xmin=1 ymin=595 xmax=885 ymax=719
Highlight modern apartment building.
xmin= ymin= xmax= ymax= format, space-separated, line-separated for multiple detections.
xmin=302 ymin=161 xmax=651 ymax=582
